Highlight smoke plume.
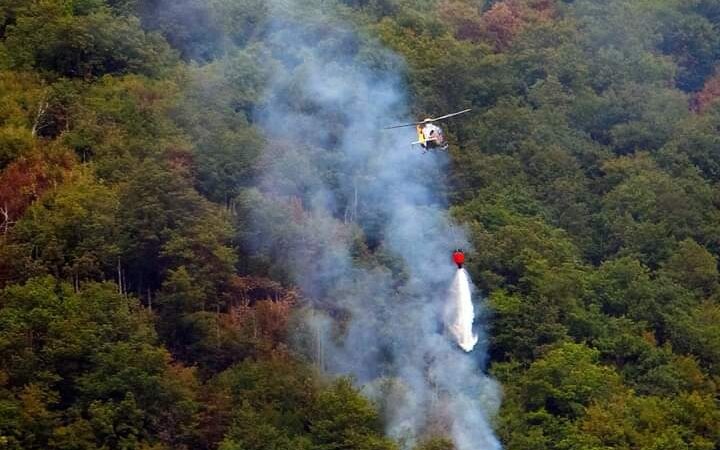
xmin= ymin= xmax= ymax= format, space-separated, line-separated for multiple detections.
xmin=246 ymin=1 xmax=502 ymax=448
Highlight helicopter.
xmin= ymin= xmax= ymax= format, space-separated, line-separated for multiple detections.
xmin=384 ymin=109 xmax=471 ymax=151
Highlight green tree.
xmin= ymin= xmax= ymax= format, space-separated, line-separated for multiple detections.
xmin=9 ymin=172 xmax=120 ymax=285
xmin=117 ymin=161 xmax=235 ymax=296
xmin=661 ymin=239 xmax=719 ymax=298
xmin=215 ymin=359 xmax=396 ymax=450
xmin=520 ymin=342 xmax=622 ymax=418
xmin=4 ymin=1 xmax=175 ymax=78
xmin=0 ymin=277 xmax=200 ymax=449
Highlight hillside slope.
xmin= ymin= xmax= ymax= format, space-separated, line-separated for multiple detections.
xmin=1 ymin=0 xmax=720 ymax=449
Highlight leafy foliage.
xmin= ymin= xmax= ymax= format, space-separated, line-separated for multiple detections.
xmin=0 ymin=277 xmax=200 ymax=449
xmin=2 ymin=0 xmax=720 ymax=448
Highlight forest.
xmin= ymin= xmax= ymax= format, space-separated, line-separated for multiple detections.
xmin=1 ymin=0 xmax=720 ymax=449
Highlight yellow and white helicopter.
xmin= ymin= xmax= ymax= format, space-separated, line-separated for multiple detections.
xmin=384 ymin=109 xmax=471 ymax=151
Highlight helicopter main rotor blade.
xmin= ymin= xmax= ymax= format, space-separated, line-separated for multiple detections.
xmin=427 ymin=108 xmax=472 ymax=122
xmin=383 ymin=109 xmax=472 ymax=129
xmin=383 ymin=121 xmax=423 ymax=129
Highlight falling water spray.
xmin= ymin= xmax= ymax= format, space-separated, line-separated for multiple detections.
xmin=445 ymin=269 xmax=479 ymax=353
xmin=245 ymin=1 xmax=503 ymax=448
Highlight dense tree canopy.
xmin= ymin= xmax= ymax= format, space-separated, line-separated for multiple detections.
xmin=2 ymin=0 xmax=720 ymax=448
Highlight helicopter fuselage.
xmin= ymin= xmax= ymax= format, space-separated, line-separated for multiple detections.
xmin=414 ymin=123 xmax=448 ymax=151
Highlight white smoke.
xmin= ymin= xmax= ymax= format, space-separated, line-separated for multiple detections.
xmin=246 ymin=1 xmax=503 ymax=448
xmin=445 ymin=269 xmax=479 ymax=352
